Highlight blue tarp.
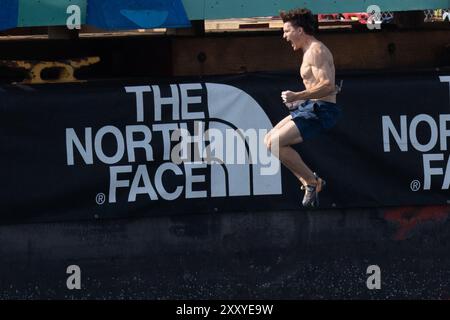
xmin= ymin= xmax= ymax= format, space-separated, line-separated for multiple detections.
xmin=87 ymin=0 xmax=190 ymax=30
xmin=0 ymin=0 xmax=190 ymax=31
xmin=0 ymin=0 xmax=18 ymax=31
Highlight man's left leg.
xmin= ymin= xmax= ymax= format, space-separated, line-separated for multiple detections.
xmin=264 ymin=115 xmax=292 ymax=147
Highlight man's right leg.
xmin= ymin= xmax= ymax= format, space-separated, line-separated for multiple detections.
xmin=266 ymin=120 xmax=326 ymax=207
xmin=264 ymin=119 xmax=317 ymax=187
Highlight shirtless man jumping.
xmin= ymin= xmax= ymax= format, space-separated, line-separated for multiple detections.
xmin=264 ymin=8 xmax=342 ymax=207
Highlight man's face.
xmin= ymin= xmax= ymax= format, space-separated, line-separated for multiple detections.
xmin=282 ymin=22 xmax=302 ymax=51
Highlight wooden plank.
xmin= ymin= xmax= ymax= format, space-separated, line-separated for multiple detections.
xmin=204 ymin=18 xmax=359 ymax=31
xmin=48 ymin=26 xmax=79 ymax=40
xmin=166 ymin=20 xmax=205 ymax=36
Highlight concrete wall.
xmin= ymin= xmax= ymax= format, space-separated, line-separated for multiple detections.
xmin=1 ymin=205 xmax=450 ymax=299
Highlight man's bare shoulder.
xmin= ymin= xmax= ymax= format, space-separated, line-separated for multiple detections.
xmin=310 ymin=41 xmax=333 ymax=58
xmin=306 ymin=41 xmax=334 ymax=65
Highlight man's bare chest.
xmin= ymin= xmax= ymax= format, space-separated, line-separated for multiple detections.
xmin=300 ymin=63 xmax=314 ymax=81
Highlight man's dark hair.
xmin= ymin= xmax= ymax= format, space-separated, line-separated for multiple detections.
xmin=280 ymin=8 xmax=317 ymax=35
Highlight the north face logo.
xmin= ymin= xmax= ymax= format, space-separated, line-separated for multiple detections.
xmin=65 ymin=83 xmax=282 ymax=203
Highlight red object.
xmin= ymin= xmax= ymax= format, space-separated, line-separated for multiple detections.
xmin=342 ymin=12 xmax=369 ymax=24
xmin=384 ymin=206 xmax=450 ymax=240
xmin=318 ymin=14 xmax=340 ymax=21
xmin=318 ymin=12 xmax=369 ymax=24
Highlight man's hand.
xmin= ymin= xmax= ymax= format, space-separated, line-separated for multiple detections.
xmin=281 ymin=90 xmax=299 ymax=103
xmin=284 ymin=100 xmax=305 ymax=110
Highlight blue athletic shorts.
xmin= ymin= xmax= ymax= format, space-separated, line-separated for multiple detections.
xmin=289 ymin=99 xmax=342 ymax=141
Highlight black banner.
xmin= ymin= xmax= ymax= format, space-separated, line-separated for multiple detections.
xmin=1 ymin=72 xmax=450 ymax=223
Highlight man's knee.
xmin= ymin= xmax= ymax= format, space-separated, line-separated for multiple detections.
xmin=265 ymin=132 xmax=278 ymax=148
xmin=264 ymin=132 xmax=272 ymax=150
xmin=265 ymin=132 xmax=282 ymax=155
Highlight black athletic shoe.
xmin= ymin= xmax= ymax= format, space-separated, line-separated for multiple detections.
xmin=301 ymin=173 xmax=326 ymax=208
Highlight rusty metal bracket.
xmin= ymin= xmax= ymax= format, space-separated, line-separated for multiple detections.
xmin=0 ymin=57 xmax=100 ymax=84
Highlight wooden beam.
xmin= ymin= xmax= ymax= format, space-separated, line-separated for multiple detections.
xmin=171 ymin=30 xmax=450 ymax=75
xmin=0 ymin=29 xmax=448 ymax=82
xmin=166 ymin=20 xmax=205 ymax=36
xmin=47 ymin=26 xmax=79 ymax=40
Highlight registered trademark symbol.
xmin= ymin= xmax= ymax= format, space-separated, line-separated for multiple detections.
xmin=96 ymin=193 xmax=106 ymax=205
xmin=410 ymin=180 xmax=421 ymax=192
